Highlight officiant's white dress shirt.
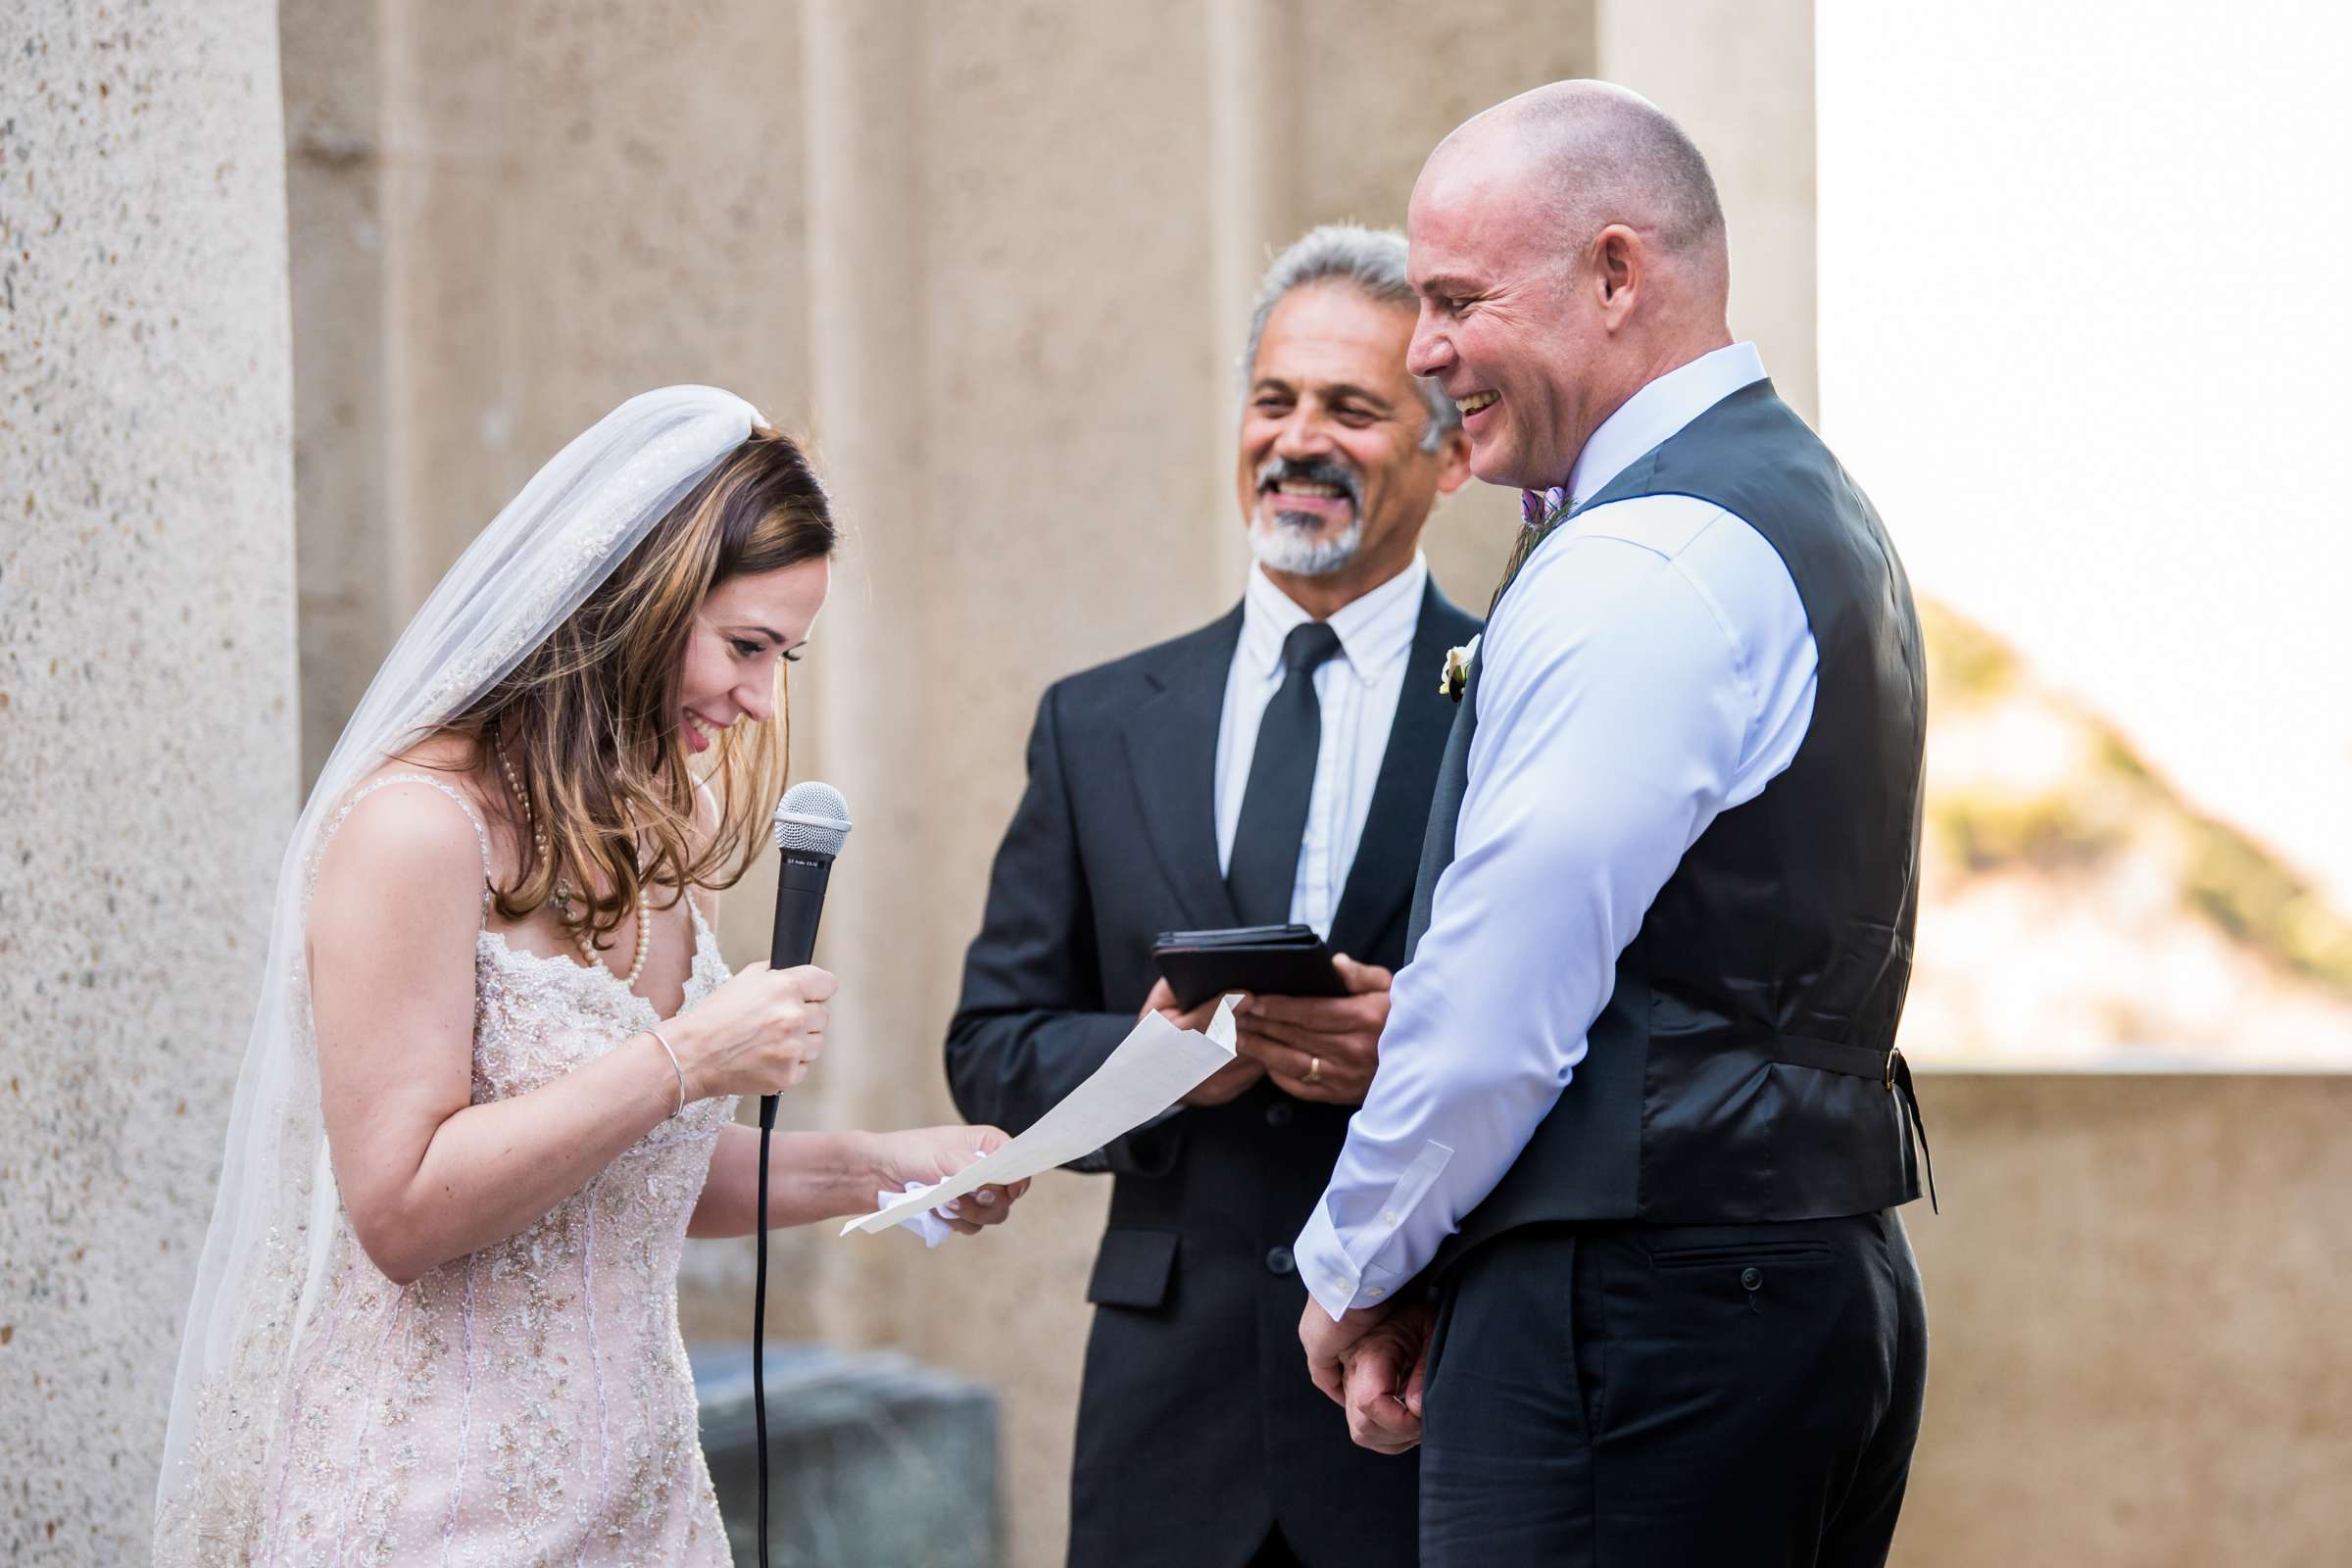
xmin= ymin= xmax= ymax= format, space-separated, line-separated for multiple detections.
xmin=1214 ymin=553 xmax=1428 ymax=936
xmin=1292 ymin=343 xmax=1822 ymax=1319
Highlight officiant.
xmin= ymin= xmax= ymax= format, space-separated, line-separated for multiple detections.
xmin=946 ymin=224 xmax=1478 ymax=1568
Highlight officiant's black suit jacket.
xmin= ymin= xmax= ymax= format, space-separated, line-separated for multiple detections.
xmin=948 ymin=580 xmax=1478 ymax=1568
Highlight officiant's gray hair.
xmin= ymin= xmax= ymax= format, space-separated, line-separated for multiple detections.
xmin=1241 ymin=223 xmax=1461 ymax=453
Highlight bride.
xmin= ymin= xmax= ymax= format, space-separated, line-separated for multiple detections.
xmin=155 ymin=387 xmax=1026 ymax=1565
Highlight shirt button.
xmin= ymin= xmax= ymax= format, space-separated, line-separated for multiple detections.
xmin=1367 ymin=1285 xmax=1387 ymax=1299
xmin=1740 ymin=1267 xmax=1763 ymax=1292
xmin=1264 ymin=1102 xmax=1294 ymax=1128
xmin=1381 ymin=1209 xmax=1400 ymax=1227
xmin=1264 ymin=1246 xmax=1296 ymax=1277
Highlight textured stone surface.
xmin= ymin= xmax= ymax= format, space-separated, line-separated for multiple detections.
xmin=283 ymin=0 xmax=392 ymax=785
xmin=0 ymin=0 xmax=297 ymax=1558
xmin=1900 ymin=1073 xmax=2352 ymax=1566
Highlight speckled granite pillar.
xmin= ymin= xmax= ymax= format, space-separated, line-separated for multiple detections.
xmin=0 ymin=1 xmax=296 ymax=1558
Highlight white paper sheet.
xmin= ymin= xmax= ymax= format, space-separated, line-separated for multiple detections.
xmin=841 ymin=996 xmax=1239 ymax=1239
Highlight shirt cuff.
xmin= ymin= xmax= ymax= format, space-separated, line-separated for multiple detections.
xmin=1293 ymin=1200 xmax=1380 ymax=1321
xmin=1292 ymin=1141 xmax=1455 ymax=1321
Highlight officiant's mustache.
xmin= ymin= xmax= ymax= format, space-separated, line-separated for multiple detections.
xmin=1255 ymin=456 xmax=1362 ymax=520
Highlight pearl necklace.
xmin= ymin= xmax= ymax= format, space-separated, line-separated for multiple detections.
xmin=493 ymin=734 xmax=651 ymax=989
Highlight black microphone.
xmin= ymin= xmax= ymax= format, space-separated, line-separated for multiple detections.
xmin=762 ymin=780 xmax=853 ymax=1131
xmin=754 ymin=779 xmax=850 ymax=1568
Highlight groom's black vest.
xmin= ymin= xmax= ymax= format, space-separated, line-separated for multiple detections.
xmin=1411 ymin=379 xmax=1927 ymax=1272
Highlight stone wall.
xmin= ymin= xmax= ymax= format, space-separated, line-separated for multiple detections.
xmin=1900 ymin=1073 xmax=2352 ymax=1566
xmin=0 ymin=0 xmax=298 ymax=1557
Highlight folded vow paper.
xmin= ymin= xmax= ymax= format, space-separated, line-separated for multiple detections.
xmin=842 ymin=996 xmax=1240 ymax=1239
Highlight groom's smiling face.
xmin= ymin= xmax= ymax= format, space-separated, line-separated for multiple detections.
xmin=1403 ymin=149 xmax=1593 ymax=492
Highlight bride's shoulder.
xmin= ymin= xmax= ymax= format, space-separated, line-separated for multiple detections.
xmin=317 ymin=756 xmax=495 ymax=895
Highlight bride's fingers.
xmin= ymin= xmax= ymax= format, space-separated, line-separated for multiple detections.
xmin=967 ymin=1186 xmax=1017 ymax=1223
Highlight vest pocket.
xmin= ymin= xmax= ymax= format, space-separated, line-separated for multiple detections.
xmin=1084 ymin=1227 xmax=1180 ymax=1308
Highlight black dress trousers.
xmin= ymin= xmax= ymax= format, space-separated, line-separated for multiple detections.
xmin=1417 ymin=1211 xmax=1929 ymax=1567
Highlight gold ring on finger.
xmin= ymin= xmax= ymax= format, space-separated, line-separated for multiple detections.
xmin=1306 ymin=1055 xmax=1322 ymax=1085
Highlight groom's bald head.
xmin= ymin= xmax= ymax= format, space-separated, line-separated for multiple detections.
xmin=1430 ymin=80 xmax=1728 ymax=301
xmin=1403 ymin=82 xmax=1736 ymax=489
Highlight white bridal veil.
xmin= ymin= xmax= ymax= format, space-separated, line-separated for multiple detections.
xmin=154 ymin=386 xmax=760 ymax=1562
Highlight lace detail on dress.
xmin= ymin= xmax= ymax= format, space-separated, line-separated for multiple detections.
xmin=215 ymin=778 xmax=740 ymax=1567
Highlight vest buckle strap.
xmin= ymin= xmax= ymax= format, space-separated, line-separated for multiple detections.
xmin=1886 ymin=1048 xmax=1939 ymax=1215
xmin=1767 ymin=1034 xmax=1937 ymax=1215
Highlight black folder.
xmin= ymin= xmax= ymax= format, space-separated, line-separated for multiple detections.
xmin=1150 ymin=924 xmax=1347 ymax=1011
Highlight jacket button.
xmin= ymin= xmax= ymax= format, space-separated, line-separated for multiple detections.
xmin=1264 ymin=1102 xmax=1294 ymax=1128
xmin=1265 ymin=1246 xmax=1296 ymax=1277
xmin=1740 ymin=1266 xmax=1762 ymax=1291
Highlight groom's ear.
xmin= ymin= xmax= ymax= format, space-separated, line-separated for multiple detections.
xmin=1592 ymin=223 xmax=1645 ymax=323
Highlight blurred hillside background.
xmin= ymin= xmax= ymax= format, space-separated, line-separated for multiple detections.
xmin=5 ymin=1 xmax=2347 ymax=1564
xmin=1820 ymin=4 xmax=2352 ymax=1070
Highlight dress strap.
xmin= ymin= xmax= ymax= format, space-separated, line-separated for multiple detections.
xmin=318 ymin=773 xmax=498 ymax=917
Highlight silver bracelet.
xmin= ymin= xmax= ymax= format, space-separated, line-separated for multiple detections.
xmin=647 ymin=1028 xmax=687 ymax=1117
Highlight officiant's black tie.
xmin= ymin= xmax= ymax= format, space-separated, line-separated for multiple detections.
xmin=1228 ymin=620 xmax=1344 ymax=926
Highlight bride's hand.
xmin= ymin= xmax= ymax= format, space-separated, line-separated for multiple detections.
xmin=666 ymin=960 xmax=836 ymax=1101
xmin=873 ymin=1124 xmax=1031 ymax=1236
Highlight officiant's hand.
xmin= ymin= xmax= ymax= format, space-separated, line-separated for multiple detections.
xmin=1141 ymin=978 xmax=1267 ymax=1106
xmin=871 ymin=1124 xmax=1031 ymax=1236
xmin=1234 ymin=954 xmax=1389 ymax=1104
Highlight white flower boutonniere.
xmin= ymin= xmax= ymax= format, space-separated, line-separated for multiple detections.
xmin=1439 ymin=635 xmax=1481 ymax=703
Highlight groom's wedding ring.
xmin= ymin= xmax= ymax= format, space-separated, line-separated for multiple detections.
xmin=1306 ymin=1055 xmax=1322 ymax=1086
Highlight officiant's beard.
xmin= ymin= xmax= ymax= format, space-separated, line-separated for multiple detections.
xmin=1250 ymin=512 xmax=1362 ymax=576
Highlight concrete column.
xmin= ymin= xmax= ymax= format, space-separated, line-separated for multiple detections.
xmin=793 ymin=0 xmax=944 ymax=1355
xmin=1286 ymin=0 xmax=1602 ymax=603
xmin=284 ymin=0 xmax=395 ymax=784
xmin=0 ymin=2 xmax=298 ymax=1558
xmin=1597 ymin=0 xmax=1819 ymax=423
xmin=793 ymin=9 xmax=1235 ymax=1561
xmin=1202 ymin=0 xmax=1300 ymax=591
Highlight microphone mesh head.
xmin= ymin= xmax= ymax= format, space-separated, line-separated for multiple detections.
xmin=772 ymin=780 xmax=852 ymax=858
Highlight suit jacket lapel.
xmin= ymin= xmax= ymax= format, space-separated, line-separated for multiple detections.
xmin=1121 ymin=606 xmax=1246 ymax=930
xmin=1328 ymin=581 xmax=1480 ymax=960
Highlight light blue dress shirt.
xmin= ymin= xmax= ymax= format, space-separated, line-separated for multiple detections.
xmin=1292 ymin=343 xmax=1822 ymax=1319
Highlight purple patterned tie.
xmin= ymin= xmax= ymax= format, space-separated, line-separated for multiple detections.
xmin=1489 ymin=483 xmax=1570 ymax=614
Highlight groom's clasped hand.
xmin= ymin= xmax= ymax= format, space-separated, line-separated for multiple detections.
xmin=1326 ymin=1300 xmax=1436 ymax=1456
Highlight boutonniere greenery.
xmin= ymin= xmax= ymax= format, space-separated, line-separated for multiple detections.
xmin=1439 ymin=635 xmax=1481 ymax=704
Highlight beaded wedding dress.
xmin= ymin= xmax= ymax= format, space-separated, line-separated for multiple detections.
xmin=208 ymin=774 xmax=740 ymax=1564
xmin=156 ymin=388 xmax=766 ymax=1566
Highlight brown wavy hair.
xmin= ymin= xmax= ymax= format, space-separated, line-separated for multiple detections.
xmin=439 ymin=424 xmax=836 ymax=947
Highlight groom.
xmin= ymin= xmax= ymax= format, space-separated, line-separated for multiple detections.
xmin=1291 ymin=83 xmax=1933 ymax=1565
